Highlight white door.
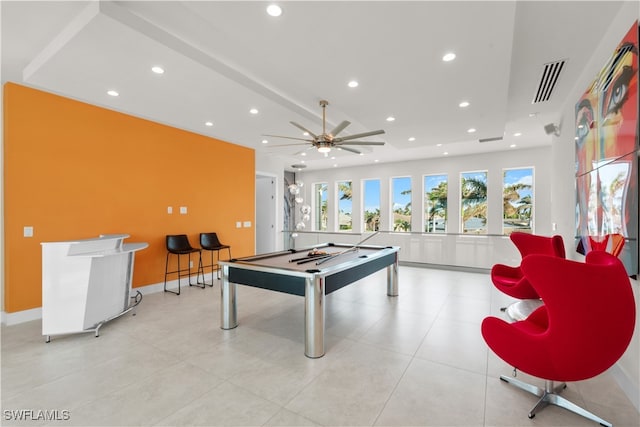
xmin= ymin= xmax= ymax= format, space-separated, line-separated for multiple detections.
xmin=255 ymin=174 xmax=276 ymax=254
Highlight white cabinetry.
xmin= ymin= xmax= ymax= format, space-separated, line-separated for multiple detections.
xmin=41 ymin=234 xmax=148 ymax=341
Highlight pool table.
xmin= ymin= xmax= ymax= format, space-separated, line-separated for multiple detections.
xmin=219 ymin=243 xmax=400 ymax=358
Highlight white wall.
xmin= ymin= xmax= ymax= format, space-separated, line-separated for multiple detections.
xmin=299 ymin=146 xmax=553 ymax=234
xmin=291 ymin=146 xmax=553 ymax=269
xmin=553 ymin=4 xmax=639 ymax=410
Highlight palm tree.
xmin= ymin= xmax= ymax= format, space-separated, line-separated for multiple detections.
xmin=364 ymin=208 xmax=380 ymax=231
xmin=337 ymin=182 xmax=353 ymax=230
xmin=503 ymin=181 xmax=533 ymax=232
xmin=338 ymin=181 xmax=352 ymax=200
xmin=461 ymin=176 xmax=487 ymax=232
xmin=425 ymin=181 xmax=447 ymax=232
xmin=393 ymin=188 xmax=411 ymax=231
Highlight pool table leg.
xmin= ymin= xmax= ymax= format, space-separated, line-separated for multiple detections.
xmin=387 ymin=253 xmax=399 ymax=296
xmin=220 ymin=265 xmax=238 ymax=329
xmin=305 ymin=276 xmax=325 ymax=358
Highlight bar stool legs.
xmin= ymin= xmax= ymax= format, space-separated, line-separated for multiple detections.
xmin=164 ymin=234 xmax=204 ymax=295
xmin=199 ymin=232 xmax=232 ymax=285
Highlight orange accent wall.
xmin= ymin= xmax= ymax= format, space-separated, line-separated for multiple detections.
xmin=3 ymin=83 xmax=255 ymax=313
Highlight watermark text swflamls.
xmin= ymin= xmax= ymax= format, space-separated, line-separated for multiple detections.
xmin=3 ymin=409 xmax=71 ymax=421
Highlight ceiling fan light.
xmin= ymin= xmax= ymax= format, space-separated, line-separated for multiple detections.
xmin=318 ymin=146 xmax=331 ymax=153
xmin=266 ymin=4 xmax=282 ymax=17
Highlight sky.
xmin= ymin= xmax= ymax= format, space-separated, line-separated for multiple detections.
xmin=363 ymin=179 xmax=380 ymax=212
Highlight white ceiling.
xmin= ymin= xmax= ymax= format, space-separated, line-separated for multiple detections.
xmin=1 ymin=1 xmax=628 ymax=171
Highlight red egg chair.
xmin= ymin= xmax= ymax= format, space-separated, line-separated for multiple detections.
xmin=481 ymin=251 xmax=636 ymax=426
xmin=491 ymin=233 xmax=565 ymax=318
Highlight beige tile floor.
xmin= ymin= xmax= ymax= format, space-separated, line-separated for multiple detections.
xmin=2 ymin=266 xmax=639 ymax=426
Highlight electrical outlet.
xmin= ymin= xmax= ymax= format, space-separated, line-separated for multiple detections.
xmin=189 ymin=261 xmax=193 ymax=268
xmin=23 ymin=226 xmax=33 ymax=237
xmin=180 ymin=206 xmax=187 ymax=214
xmin=167 ymin=206 xmax=173 ymax=214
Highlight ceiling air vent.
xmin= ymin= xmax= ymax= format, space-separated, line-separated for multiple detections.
xmin=479 ymin=136 xmax=503 ymax=143
xmin=532 ymin=59 xmax=565 ymax=103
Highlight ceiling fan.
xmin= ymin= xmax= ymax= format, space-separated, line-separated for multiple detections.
xmin=264 ymin=100 xmax=385 ymax=154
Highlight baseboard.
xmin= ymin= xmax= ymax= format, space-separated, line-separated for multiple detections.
xmin=399 ymin=260 xmax=491 ymax=274
xmin=2 ymin=307 xmax=42 ymax=326
xmin=0 ymin=277 xmax=192 ymax=326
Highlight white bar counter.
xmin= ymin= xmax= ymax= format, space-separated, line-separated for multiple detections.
xmin=41 ymin=234 xmax=148 ymax=341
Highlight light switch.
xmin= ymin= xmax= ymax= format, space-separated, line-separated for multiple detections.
xmin=24 ymin=226 xmax=33 ymax=237
xmin=167 ymin=206 xmax=173 ymax=214
xmin=243 ymin=221 xmax=252 ymax=228
xmin=180 ymin=206 xmax=187 ymax=214
xmin=236 ymin=221 xmax=242 ymax=228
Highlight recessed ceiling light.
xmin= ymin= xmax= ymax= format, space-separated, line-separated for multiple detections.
xmin=261 ymin=139 xmax=268 ymax=144
xmin=529 ymin=112 xmax=538 ymax=117
xmin=333 ymin=164 xmax=338 ymax=168
xmin=348 ymin=80 xmax=359 ymax=88
xmin=266 ymin=4 xmax=282 ymax=17
xmin=301 ymin=152 xmax=306 ymax=156
xmin=408 ymin=137 xmax=416 ymax=142
xmin=107 ymin=90 xmax=119 ymax=97
xmin=513 ymin=132 xmax=522 ymax=137
xmin=375 ymin=159 xmax=380 ymax=163
xmin=443 ymin=152 xmax=449 ymax=155
xmin=331 ymin=156 xmax=336 ymax=160
xmin=467 ymin=128 xmax=476 ymax=133
xmin=437 ymin=143 xmax=442 ymax=147
xmin=249 ymin=108 xmax=259 ymax=114
xmin=510 ymin=144 xmax=517 ymax=148
xmin=359 ymin=153 xmax=364 ymax=156
xmin=303 ymin=132 xmax=309 ymax=136
xmin=205 ymin=121 xmax=213 ymax=127
xmin=300 ymin=160 xmax=305 ymax=163
xmin=386 ymin=116 xmax=396 ymax=122
xmin=151 ymin=66 xmax=164 ymax=74
xmin=442 ymin=52 xmax=456 ymax=62
xmin=459 ymin=101 xmax=470 ymax=108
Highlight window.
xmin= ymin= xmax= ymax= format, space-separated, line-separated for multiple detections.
xmin=314 ymin=183 xmax=328 ymax=231
xmin=337 ymin=181 xmax=352 ymax=231
xmin=392 ymin=177 xmax=412 ymax=232
xmin=460 ymin=171 xmax=487 ymax=234
xmin=363 ymin=179 xmax=381 ymax=231
xmin=424 ymin=174 xmax=448 ymax=233
xmin=503 ymin=168 xmax=533 ymax=234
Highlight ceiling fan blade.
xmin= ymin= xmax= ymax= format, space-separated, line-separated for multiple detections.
xmin=267 ymin=143 xmax=311 ymax=148
xmin=335 ymin=141 xmax=386 ymax=146
xmin=290 ymin=122 xmax=318 ymax=139
xmin=337 ymin=146 xmax=361 ymax=154
xmin=334 ymin=129 xmax=385 ymax=142
xmin=329 ymin=120 xmax=351 ymax=137
xmin=263 ymin=134 xmax=314 ymax=142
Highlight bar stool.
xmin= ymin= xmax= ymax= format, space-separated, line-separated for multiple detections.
xmin=164 ymin=234 xmax=203 ymax=295
xmin=199 ymin=232 xmax=232 ymax=285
